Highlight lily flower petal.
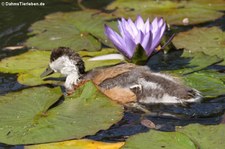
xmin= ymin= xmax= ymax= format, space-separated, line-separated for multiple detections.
xmin=104 ymin=25 xmax=129 ymax=57
xmin=141 ymin=32 xmax=152 ymax=55
xmin=135 ymin=15 xmax=145 ymax=32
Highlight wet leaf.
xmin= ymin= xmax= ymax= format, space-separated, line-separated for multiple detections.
xmin=148 ymin=50 xmax=222 ymax=74
xmin=173 ymin=27 xmax=225 ymax=65
xmin=106 ymin=0 xmax=224 ymax=25
xmin=25 ymin=139 xmax=124 ymax=149
xmin=177 ymin=124 xmax=225 ymax=149
xmin=183 ymin=71 xmax=225 ymax=98
xmin=121 ymin=130 xmax=196 ymax=149
xmin=0 ymin=81 xmax=123 ymax=145
xmin=26 ymin=10 xmax=116 ymax=51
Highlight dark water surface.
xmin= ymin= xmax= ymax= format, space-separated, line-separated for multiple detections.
xmin=0 ymin=0 xmax=225 ymax=148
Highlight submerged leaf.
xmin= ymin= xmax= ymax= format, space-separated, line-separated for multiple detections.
xmin=0 ymin=82 xmax=123 ymax=145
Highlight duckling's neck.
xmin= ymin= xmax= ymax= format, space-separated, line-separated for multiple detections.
xmin=49 ymin=55 xmax=82 ymax=90
xmin=65 ymin=73 xmax=80 ymax=90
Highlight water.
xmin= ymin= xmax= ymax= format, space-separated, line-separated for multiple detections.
xmin=0 ymin=0 xmax=225 ymax=148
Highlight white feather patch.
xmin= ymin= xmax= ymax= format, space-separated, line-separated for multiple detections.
xmin=50 ymin=55 xmax=80 ymax=90
xmin=88 ymin=54 xmax=125 ymax=61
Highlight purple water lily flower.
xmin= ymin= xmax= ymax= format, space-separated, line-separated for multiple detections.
xmin=105 ymin=16 xmax=166 ymax=59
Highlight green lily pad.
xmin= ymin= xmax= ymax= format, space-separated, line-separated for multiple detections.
xmin=173 ymin=27 xmax=225 ymax=65
xmin=26 ymin=10 xmax=115 ymax=51
xmin=0 ymin=81 xmax=123 ymax=145
xmin=183 ymin=71 xmax=225 ymax=98
xmin=148 ymin=50 xmax=222 ymax=75
xmin=105 ymin=0 xmax=224 ymax=25
xmin=122 ymin=130 xmax=196 ymax=149
xmin=17 ymin=68 xmax=63 ymax=86
xmin=177 ymin=124 xmax=225 ymax=149
xmin=0 ymin=50 xmax=50 ymax=73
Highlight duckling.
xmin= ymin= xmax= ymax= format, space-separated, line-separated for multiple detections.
xmin=41 ymin=47 xmax=202 ymax=106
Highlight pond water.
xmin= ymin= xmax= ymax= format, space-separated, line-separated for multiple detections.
xmin=0 ymin=0 xmax=225 ymax=148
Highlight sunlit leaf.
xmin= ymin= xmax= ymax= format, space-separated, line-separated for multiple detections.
xmin=0 ymin=82 xmax=123 ymax=145
xmin=17 ymin=68 xmax=63 ymax=86
xmin=0 ymin=50 xmax=50 ymax=73
xmin=25 ymin=139 xmax=124 ymax=149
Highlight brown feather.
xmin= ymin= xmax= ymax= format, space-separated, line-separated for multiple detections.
xmin=86 ymin=63 xmax=136 ymax=85
xmin=101 ymin=86 xmax=137 ymax=104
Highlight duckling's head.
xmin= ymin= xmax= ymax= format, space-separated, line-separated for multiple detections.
xmin=41 ymin=47 xmax=85 ymax=90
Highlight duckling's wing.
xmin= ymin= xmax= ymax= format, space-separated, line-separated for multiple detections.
xmin=86 ymin=63 xmax=136 ymax=85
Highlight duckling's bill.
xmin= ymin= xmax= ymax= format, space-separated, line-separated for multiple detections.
xmin=40 ymin=65 xmax=54 ymax=78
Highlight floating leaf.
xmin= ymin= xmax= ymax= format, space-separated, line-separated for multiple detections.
xmin=0 ymin=82 xmax=123 ymax=145
xmin=105 ymin=0 xmax=224 ymax=25
xmin=177 ymin=124 xmax=225 ymax=149
xmin=0 ymin=50 xmax=50 ymax=73
xmin=173 ymin=27 xmax=225 ymax=65
xmin=122 ymin=130 xmax=196 ymax=149
xmin=25 ymin=139 xmax=124 ymax=149
xmin=183 ymin=71 xmax=225 ymax=98
xmin=17 ymin=68 xmax=63 ymax=86
xmin=26 ymin=10 xmax=116 ymax=51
